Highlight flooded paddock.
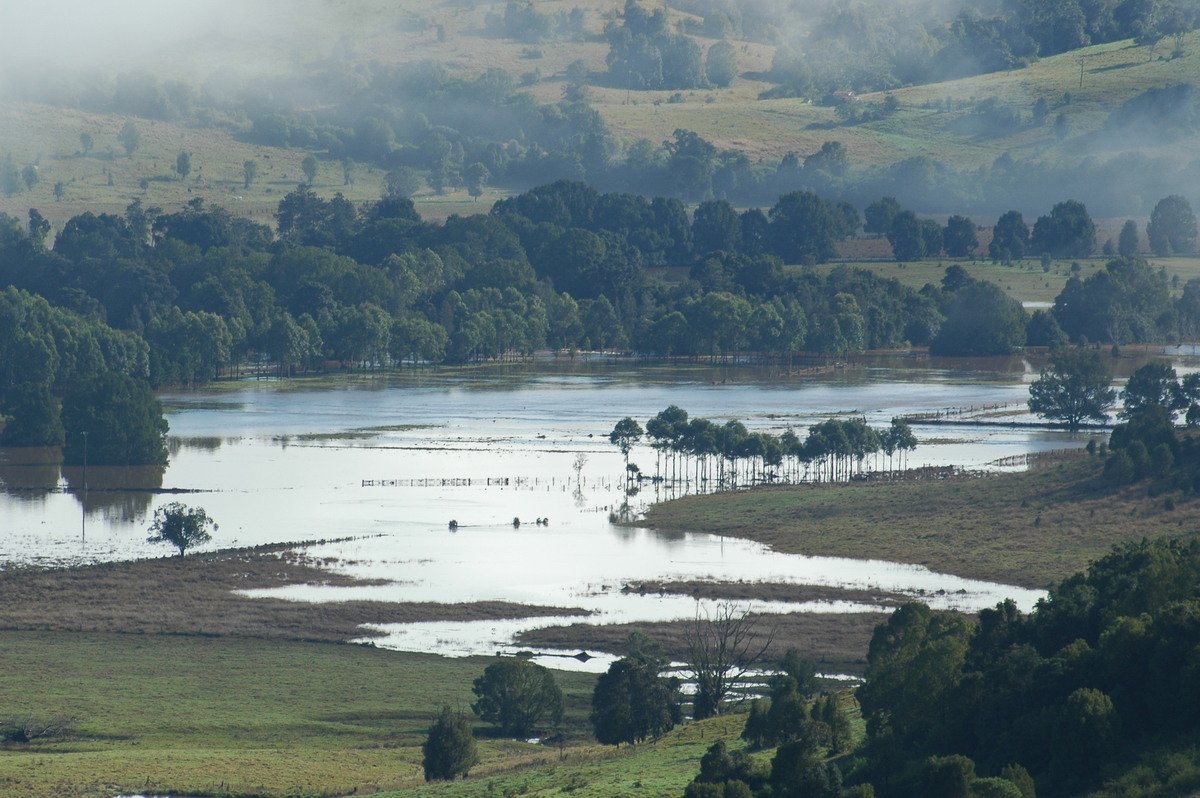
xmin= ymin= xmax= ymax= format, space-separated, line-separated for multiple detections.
xmin=0 ymin=355 xmax=1117 ymax=666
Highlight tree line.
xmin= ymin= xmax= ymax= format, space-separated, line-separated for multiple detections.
xmin=610 ymin=406 xmax=918 ymax=489
xmin=0 ymin=179 xmax=1195 ymax=462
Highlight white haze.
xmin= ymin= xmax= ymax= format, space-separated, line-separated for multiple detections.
xmin=0 ymin=0 xmax=341 ymax=77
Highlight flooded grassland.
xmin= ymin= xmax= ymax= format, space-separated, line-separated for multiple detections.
xmin=1 ymin=353 xmax=1180 ymax=671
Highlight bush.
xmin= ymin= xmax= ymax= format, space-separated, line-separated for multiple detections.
xmin=422 ymin=706 xmax=478 ymax=781
xmin=0 ymin=714 xmax=77 ymax=743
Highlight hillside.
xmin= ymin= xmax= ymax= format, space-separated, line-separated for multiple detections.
xmin=0 ymin=2 xmax=1197 ymax=230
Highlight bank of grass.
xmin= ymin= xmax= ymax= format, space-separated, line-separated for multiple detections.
xmin=0 ymin=545 xmax=587 ymax=640
xmin=638 ymin=453 xmax=1200 ymax=590
xmin=0 ymin=630 xmax=602 ymax=798
xmin=379 ymin=714 xmax=763 ymax=798
xmin=811 ymin=256 xmax=1112 ymax=306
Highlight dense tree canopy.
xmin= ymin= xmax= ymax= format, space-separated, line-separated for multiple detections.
xmin=1030 ymin=200 xmax=1095 ymax=258
xmin=471 ymin=659 xmax=563 ymax=737
xmin=59 ymin=372 xmax=169 ymax=466
xmin=1027 ymin=346 xmax=1116 ymax=429
xmin=852 ymin=536 xmax=1200 ymax=796
xmin=1147 ymin=194 xmax=1198 ymax=255
xmin=591 ymin=638 xmax=683 ymax=746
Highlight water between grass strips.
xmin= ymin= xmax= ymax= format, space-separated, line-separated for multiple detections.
xmin=0 ymin=356 xmax=1111 ymax=671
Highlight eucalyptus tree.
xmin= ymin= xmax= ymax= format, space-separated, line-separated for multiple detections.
xmin=609 ymin=416 xmax=643 ymax=478
xmin=646 ymin=405 xmax=688 ymax=482
xmin=686 ymin=416 xmax=720 ymax=486
xmin=718 ymin=420 xmax=749 ymax=486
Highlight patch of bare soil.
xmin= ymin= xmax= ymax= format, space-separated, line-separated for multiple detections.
xmin=0 ymin=544 xmax=586 ymax=643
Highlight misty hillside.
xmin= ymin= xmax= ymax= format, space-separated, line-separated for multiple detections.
xmin=0 ymin=0 xmax=1198 ymax=228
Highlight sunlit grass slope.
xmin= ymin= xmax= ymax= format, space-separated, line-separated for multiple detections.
xmin=0 ymin=631 xmax=603 ymax=798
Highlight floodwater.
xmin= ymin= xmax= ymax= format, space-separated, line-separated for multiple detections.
xmin=0 ymin=355 xmax=1109 ymax=669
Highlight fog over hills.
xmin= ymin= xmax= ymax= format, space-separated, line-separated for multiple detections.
xmin=0 ymin=0 xmax=1197 ymax=222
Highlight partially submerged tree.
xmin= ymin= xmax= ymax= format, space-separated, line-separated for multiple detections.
xmin=60 ymin=373 xmax=169 ymax=466
xmin=1028 ymin=347 xmax=1116 ymax=430
xmin=609 ymin=416 xmax=643 ymax=470
xmin=147 ymin=502 xmax=216 ymax=556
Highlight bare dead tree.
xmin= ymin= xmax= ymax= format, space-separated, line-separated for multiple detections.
xmin=684 ymin=602 xmax=775 ymax=720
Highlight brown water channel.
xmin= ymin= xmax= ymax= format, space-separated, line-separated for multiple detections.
xmin=0 ymin=355 xmax=1125 ymax=669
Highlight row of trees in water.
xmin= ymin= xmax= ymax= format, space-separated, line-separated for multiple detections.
xmin=610 ymin=406 xmax=919 ymax=489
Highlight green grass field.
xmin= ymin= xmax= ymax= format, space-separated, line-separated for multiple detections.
xmin=0 ymin=632 xmax=611 ymax=797
xmin=0 ymin=627 xmax=795 ymax=798
xmin=811 ymin=254 xmax=1200 ymax=307
xmin=639 ymin=454 xmax=1200 ymax=590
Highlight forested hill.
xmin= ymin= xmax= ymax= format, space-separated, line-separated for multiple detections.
xmin=0 ymin=0 xmax=1198 ymax=226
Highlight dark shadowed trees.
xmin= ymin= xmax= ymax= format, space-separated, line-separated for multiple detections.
xmin=1118 ymin=219 xmax=1140 ymax=256
xmin=0 ymin=382 xmax=64 ymax=447
xmin=471 ymin=659 xmax=563 ymax=737
xmin=591 ymin=634 xmax=682 ymax=745
xmin=1030 ymin=200 xmax=1095 ymax=258
xmin=1147 ymin=194 xmax=1197 ymax=255
xmin=768 ymin=191 xmax=844 ymax=264
xmin=60 ymin=372 xmax=169 ymax=466
xmin=989 ymin=210 xmax=1029 ymax=262
xmin=888 ymin=210 xmax=925 ymax=261
xmin=942 ymin=215 xmax=978 ymax=257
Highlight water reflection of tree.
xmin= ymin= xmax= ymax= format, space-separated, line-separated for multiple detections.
xmin=572 ymin=453 xmax=588 ymax=508
xmin=62 ymin=464 xmax=165 ymax=521
xmin=169 ymin=437 xmax=224 ymax=455
xmin=0 ymin=450 xmax=62 ymax=495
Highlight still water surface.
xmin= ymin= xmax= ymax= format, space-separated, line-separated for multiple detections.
xmin=0 ymin=356 xmax=1101 ymax=668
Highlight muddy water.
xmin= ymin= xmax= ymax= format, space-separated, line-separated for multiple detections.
xmin=0 ymin=356 xmax=1102 ymax=667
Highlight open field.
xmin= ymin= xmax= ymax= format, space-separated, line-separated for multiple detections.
xmin=812 ymin=253 xmax=1200 ymax=307
xmin=580 ymin=32 xmax=1200 ymax=170
xmin=0 ymin=630 xmax=606 ymax=798
xmin=638 ymin=452 xmax=1200 ymax=590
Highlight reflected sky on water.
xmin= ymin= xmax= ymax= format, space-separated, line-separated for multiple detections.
xmin=0 ymin=357 xmax=1110 ymax=664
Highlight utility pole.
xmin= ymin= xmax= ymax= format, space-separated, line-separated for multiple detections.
xmin=80 ymin=430 xmax=88 ymax=542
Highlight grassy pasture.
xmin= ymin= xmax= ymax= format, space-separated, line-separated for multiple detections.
xmin=639 ymin=453 xmax=1200 ymax=590
xmin=595 ymin=32 xmax=1200 ymax=169
xmin=816 ymin=252 xmax=1200 ymax=307
xmin=0 ymin=631 xmax=606 ymax=798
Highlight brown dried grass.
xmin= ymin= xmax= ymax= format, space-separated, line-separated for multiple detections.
xmin=0 ymin=544 xmax=585 ymax=642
